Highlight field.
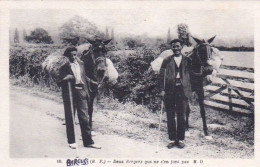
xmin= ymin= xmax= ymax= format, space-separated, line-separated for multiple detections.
xmin=221 ymin=51 xmax=254 ymax=68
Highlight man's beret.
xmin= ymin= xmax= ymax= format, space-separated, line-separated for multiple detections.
xmin=169 ymin=39 xmax=184 ymax=46
xmin=64 ymin=46 xmax=77 ymax=57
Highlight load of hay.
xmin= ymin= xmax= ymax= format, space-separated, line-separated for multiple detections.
xmin=42 ymin=44 xmax=118 ymax=84
xmin=206 ymin=47 xmax=224 ymax=81
xmin=150 ymin=46 xmax=223 ymax=82
xmin=105 ymin=58 xmax=119 ymax=83
xmin=177 ymin=23 xmax=192 ymax=47
xmin=42 ymin=44 xmax=92 ymax=83
xmin=150 ymin=46 xmax=194 ymax=73
xmin=151 ymin=23 xmax=223 ymax=82
xmin=77 ymin=43 xmax=119 ymax=83
xmin=76 ymin=43 xmax=92 ymax=58
xmin=41 ymin=49 xmax=69 ymax=83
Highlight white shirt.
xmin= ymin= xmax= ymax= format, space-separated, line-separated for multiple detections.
xmin=173 ymin=56 xmax=182 ymax=78
xmin=70 ymin=61 xmax=83 ymax=84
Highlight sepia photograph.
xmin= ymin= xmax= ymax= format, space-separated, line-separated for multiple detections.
xmin=1 ymin=1 xmax=258 ymax=166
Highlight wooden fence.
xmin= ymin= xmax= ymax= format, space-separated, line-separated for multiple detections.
xmin=204 ymin=65 xmax=254 ymax=117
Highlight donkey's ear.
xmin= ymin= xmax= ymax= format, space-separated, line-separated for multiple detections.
xmin=103 ymin=39 xmax=112 ymax=45
xmin=87 ymin=39 xmax=96 ymax=45
xmin=207 ymin=35 xmax=216 ymax=43
xmin=191 ymin=36 xmax=202 ymax=44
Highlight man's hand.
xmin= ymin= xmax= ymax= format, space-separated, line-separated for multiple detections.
xmin=62 ymin=74 xmax=74 ymax=81
xmin=160 ymin=91 xmax=165 ymax=98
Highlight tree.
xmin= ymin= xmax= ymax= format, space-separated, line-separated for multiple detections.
xmin=105 ymin=27 xmax=109 ymax=39
xmin=25 ymin=28 xmax=53 ymax=44
xmin=14 ymin=28 xmax=19 ymax=43
xmin=22 ymin=29 xmax=27 ymax=42
xmin=167 ymin=28 xmax=171 ymax=44
xmin=59 ymin=15 xmax=105 ymax=45
xmin=111 ymin=28 xmax=114 ymax=44
xmin=122 ymin=37 xmax=144 ymax=49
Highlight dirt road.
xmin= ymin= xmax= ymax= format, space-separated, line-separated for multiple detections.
xmin=9 ymin=87 xmax=184 ymax=158
xmin=9 ymin=85 xmax=253 ymax=159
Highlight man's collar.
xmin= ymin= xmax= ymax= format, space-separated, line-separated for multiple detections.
xmin=70 ymin=59 xmax=79 ymax=65
xmin=171 ymin=54 xmax=183 ymax=58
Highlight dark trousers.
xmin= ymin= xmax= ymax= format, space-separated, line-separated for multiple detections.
xmin=62 ymin=83 xmax=94 ymax=146
xmin=164 ymin=86 xmax=188 ymax=141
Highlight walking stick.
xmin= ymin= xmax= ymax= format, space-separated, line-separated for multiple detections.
xmin=156 ymin=68 xmax=166 ymax=153
xmin=156 ymin=99 xmax=164 ymax=153
xmin=67 ymin=80 xmax=79 ymax=158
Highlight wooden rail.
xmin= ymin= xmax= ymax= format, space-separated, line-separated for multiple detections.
xmin=204 ymin=65 xmax=254 ymax=116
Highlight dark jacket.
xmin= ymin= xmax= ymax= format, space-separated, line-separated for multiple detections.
xmin=58 ymin=57 xmax=89 ymax=101
xmin=159 ymin=53 xmax=192 ymax=99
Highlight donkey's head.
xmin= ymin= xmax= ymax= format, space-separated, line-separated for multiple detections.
xmin=191 ymin=36 xmax=216 ymax=65
xmin=86 ymin=38 xmax=112 ymax=81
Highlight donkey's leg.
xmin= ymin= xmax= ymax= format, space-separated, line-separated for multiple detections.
xmin=185 ymin=104 xmax=190 ymax=131
xmin=88 ymin=95 xmax=95 ymax=130
xmin=197 ymin=88 xmax=209 ymax=136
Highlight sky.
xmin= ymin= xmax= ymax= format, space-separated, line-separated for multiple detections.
xmin=10 ymin=9 xmax=254 ymax=41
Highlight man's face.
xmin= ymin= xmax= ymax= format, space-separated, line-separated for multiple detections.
xmin=171 ymin=42 xmax=183 ymax=56
xmin=68 ymin=51 xmax=77 ymax=62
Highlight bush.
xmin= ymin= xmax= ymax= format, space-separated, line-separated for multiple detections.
xmin=25 ymin=28 xmax=53 ymax=44
xmin=9 ymin=44 xmax=64 ymax=90
xmin=106 ymin=46 xmax=165 ymax=112
xmin=9 ymin=41 xmax=169 ymax=112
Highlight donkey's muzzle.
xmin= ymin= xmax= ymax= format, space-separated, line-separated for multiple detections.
xmin=202 ymin=65 xmax=214 ymax=76
xmin=97 ymin=68 xmax=105 ymax=76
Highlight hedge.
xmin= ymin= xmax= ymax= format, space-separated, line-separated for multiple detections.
xmin=10 ymin=43 xmax=168 ymax=112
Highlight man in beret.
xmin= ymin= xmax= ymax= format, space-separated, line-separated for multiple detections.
xmin=59 ymin=46 xmax=101 ymax=149
xmin=159 ymin=39 xmax=192 ymax=149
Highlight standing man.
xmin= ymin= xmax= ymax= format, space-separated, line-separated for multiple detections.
xmin=59 ymin=46 xmax=101 ymax=149
xmin=159 ymin=39 xmax=192 ymax=149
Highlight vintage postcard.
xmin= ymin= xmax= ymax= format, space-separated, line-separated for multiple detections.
xmin=0 ymin=0 xmax=259 ymax=167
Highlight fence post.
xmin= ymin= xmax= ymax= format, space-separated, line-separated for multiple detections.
xmin=228 ymin=87 xmax=233 ymax=111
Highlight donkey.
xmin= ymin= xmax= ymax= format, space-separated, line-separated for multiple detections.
xmin=79 ymin=39 xmax=112 ymax=130
xmin=186 ymin=36 xmax=216 ymax=139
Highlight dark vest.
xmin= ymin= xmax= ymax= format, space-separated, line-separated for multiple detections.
xmin=174 ymin=58 xmax=182 ymax=85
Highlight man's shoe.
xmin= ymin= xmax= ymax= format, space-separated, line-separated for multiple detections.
xmin=91 ymin=131 xmax=97 ymax=136
xmin=167 ymin=141 xmax=176 ymax=149
xmin=69 ymin=143 xmax=77 ymax=149
xmin=176 ymin=140 xmax=185 ymax=149
xmin=84 ymin=143 xmax=101 ymax=149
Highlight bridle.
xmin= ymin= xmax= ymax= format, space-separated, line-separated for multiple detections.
xmin=194 ymin=43 xmax=212 ymax=63
xmin=84 ymin=46 xmax=108 ymax=92
xmin=192 ymin=43 xmax=213 ymax=76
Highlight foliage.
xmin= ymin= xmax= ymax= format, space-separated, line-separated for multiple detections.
xmin=25 ymin=28 xmax=53 ymax=44
xmin=9 ymin=44 xmax=64 ymax=91
xmin=120 ymin=37 xmax=145 ymax=49
xmin=106 ymin=47 xmax=164 ymax=112
xmin=9 ymin=39 xmax=167 ymax=112
xmin=59 ymin=15 xmax=105 ymax=45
